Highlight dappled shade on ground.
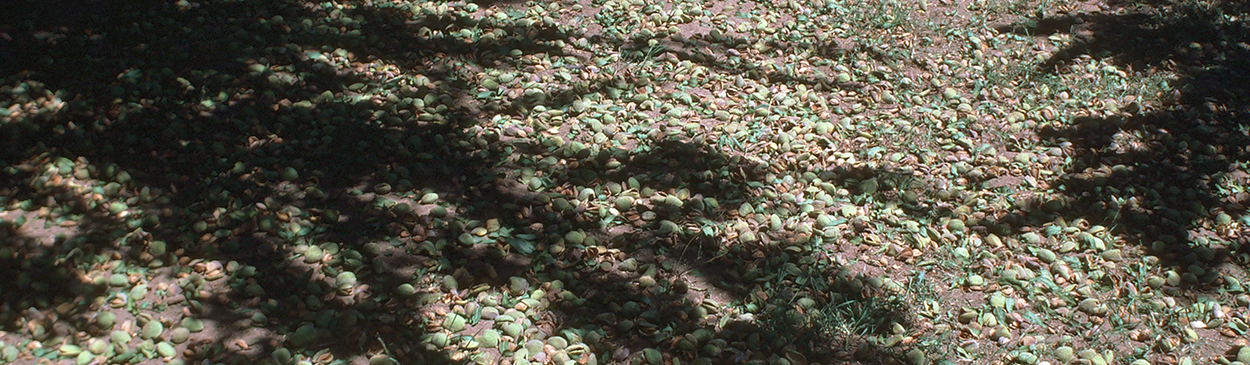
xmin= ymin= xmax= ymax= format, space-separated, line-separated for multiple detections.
xmin=9 ymin=0 xmax=1250 ymax=364
xmin=0 ymin=0 xmax=917 ymax=364
xmin=999 ymin=0 xmax=1250 ymax=281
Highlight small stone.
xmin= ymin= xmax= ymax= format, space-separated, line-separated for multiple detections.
xmin=156 ymin=342 xmax=176 ymax=358
xmin=335 ymin=272 xmax=357 ymax=289
xmin=369 ymin=355 xmax=395 ymax=365
xmin=501 ymin=322 xmax=523 ymax=338
xmin=905 ymin=349 xmax=925 ymax=365
xmin=1015 ymin=351 xmax=1037 ymax=365
xmin=1 ymin=345 xmax=18 ymax=362
xmin=1035 ymin=248 xmax=1057 ymax=264
xmin=1014 ymin=152 xmax=1033 ymax=164
xmin=96 ymin=312 xmax=116 ymax=329
xmin=509 ymin=277 xmax=529 ymax=295
xmin=525 ymin=339 xmax=544 ymax=355
xmin=141 ymin=320 xmax=164 ymax=339
xmin=643 ymin=348 xmax=662 ymax=365
xmin=442 ymin=313 xmax=467 ymax=332
xmin=108 ymin=273 xmax=128 ymax=287
xmin=1078 ymin=349 xmax=1106 ymax=365
xmin=273 ymin=348 xmax=293 ymax=365
xmin=989 ymin=293 xmax=1007 ymax=308
xmin=58 ymin=344 xmax=82 ymax=357
xmin=860 ymin=178 xmax=879 ymax=195
xmin=618 ymin=258 xmax=638 ymax=271
xmin=251 ymin=312 xmax=268 ymax=326
xmin=565 ymin=230 xmax=586 ymax=245
xmin=303 ymin=246 xmax=323 ymax=264
xmin=481 ymin=78 xmax=499 ymax=90
xmin=548 ymin=336 xmax=569 ymax=350
xmin=946 ymin=219 xmax=965 ymax=232
xmin=942 ymin=88 xmax=959 ymax=100
xmin=181 ymin=317 xmax=205 ymax=333
xmin=170 ymin=327 xmax=191 ymax=343
xmin=477 ymin=306 xmax=497 ymax=320
xmin=1054 ymin=346 xmax=1074 ymax=362
xmin=149 ymin=241 xmax=167 ymax=256
xmin=280 ymin=167 xmax=299 ymax=181
xmin=427 ymin=333 xmax=450 ymax=348
xmin=75 ymin=351 xmax=93 ymax=365
xmin=992 ymin=326 xmax=1010 ymax=341
xmin=110 ymin=330 xmax=131 ymax=345
xmin=1079 ymin=298 xmax=1105 ymax=315
xmin=290 ymin=324 xmax=317 ymax=346
xmin=477 ymin=329 xmax=501 ymax=348
xmin=396 ymin=283 xmax=416 ymax=296
xmin=88 ymin=339 xmax=108 ymax=354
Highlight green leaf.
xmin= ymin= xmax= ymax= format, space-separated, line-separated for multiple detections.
xmin=490 ymin=226 xmax=514 ymax=238
xmin=507 ymin=238 xmax=535 ymax=255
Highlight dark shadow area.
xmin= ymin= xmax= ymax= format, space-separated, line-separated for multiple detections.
xmin=0 ymin=214 xmax=108 ymax=344
xmin=993 ymin=13 xmax=1093 ymax=38
xmin=0 ymin=167 xmax=116 ymax=337
xmin=995 ymin=0 xmax=1250 ymax=287
xmin=0 ymin=1 xmax=915 ymax=365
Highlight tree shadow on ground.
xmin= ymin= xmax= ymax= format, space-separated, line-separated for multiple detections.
xmin=0 ymin=184 xmax=108 ymax=343
xmin=0 ymin=0 xmax=914 ymax=364
xmin=995 ymin=0 xmax=1250 ymax=289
